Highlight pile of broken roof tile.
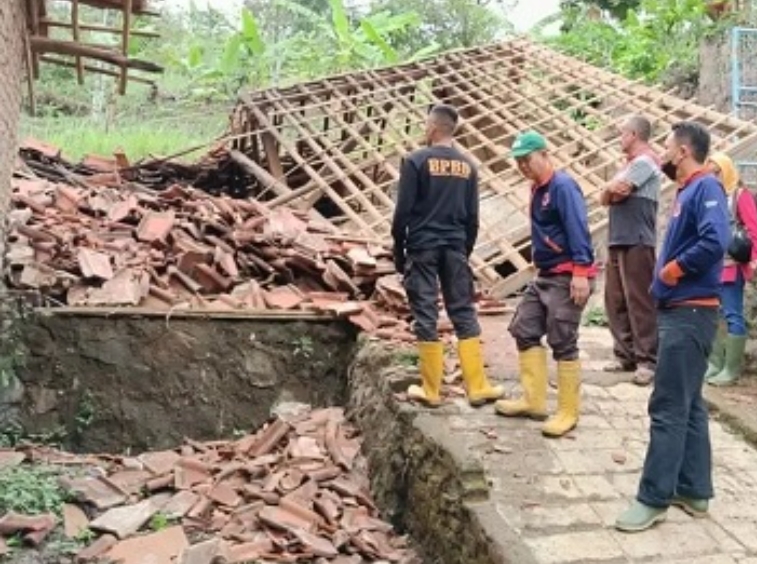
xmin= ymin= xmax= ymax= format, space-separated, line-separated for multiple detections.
xmin=5 ymin=140 xmax=508 ymax=340
xmin=1 ymin=407 xmax=420 ymax=564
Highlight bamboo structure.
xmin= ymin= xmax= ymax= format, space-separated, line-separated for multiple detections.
xmin=227 ymin=39 xmax=757 ymax=297
xmin=24 ymin=0 xmax=162 ymax=107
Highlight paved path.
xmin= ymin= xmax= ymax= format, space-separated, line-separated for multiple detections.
xmin=428 ymin=317 xmax=757 ymax=563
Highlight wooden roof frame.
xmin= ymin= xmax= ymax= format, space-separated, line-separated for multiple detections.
xmin=23 ymin=0 xmax=162 ymax=112
xmin=226 ymin=38 xmax=757 ymax=297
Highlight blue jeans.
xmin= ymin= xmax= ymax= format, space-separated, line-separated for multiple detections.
xmin=721 ymin=271 xmax=746 ymax=336
xmin=637 ymin=307 xmax=718 ymax=507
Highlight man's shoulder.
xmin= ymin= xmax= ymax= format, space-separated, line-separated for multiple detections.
xmin=690 ymin=173 xmax=724 ymax=198
xmin=551 ymin=170 xmax=581 ymax=191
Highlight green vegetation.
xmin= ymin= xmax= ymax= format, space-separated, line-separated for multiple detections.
xmin=540 ymin=0 xmax=738 ymax=86
xmin=23 ymin=0 xmax=511 ymax=161
xmin=0 ymin=465 xmax=67 ymax=515
xmin=582 ymin=305 xmax=609 ymax=327
xmin=23 ymin=0 xmax=754 ymax=162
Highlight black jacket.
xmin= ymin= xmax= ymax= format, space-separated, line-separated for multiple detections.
xmin=391 ymin=145 xmax=479 ymax=270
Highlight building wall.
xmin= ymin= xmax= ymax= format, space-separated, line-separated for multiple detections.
xmin=0 ymin=0 xmax=26 ymax=214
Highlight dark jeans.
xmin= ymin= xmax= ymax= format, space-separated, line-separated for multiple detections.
xmin=605 ymin=245 xmax=658 ymax=368
xmin=508 ymin=274 xmax=591 ymax=361
xmin=403 ymin=246 xmax=480 ymax=341
xmin=637 ymin=306 xmax=718 ymax=508
xmin=721 ymin=271 xmax=747 ymax=336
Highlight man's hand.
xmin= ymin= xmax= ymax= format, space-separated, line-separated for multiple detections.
xmin=570 ymin=275 xmax=590 ymax=306
xmin=659 ymin=260 xmax=684 ymax=286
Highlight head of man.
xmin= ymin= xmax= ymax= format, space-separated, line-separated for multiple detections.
xmin=511 ymin=130 xmax=552 ymax=184
xmin=619 ymin=115 xmax=652 ymax=155
xmin=661 ymin=121 xmax=711 ymax=183
xmin=425 ymin=104 xmax=458 ymax=146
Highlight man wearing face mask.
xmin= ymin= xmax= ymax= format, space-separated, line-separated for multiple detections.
xmin=495 ymin=130 xmax=595 ymax=438
xmin=392 ymin=104 xmax=504 ymax=409
xmin=615 ymin=121 xmax=730 ymax=533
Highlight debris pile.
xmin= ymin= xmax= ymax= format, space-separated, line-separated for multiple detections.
xmin=0 ymin=407 xmax=420 ymax=564
xmin=5 ymin=141 xmax=507 ymax=341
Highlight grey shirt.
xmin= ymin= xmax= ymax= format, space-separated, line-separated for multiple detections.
xmin=608 ymin=154 xmax=661 ymax=248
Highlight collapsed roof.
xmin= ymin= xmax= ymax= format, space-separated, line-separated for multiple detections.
xmin=225 ymin=38 xmax=757 ymax=297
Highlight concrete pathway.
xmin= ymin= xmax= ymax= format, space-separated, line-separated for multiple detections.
xmin=427 ymin=317 xmax=757 ymax=563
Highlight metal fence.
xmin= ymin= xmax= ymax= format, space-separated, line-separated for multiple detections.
xmin=732 ymin=26 xmax=757 ymax=185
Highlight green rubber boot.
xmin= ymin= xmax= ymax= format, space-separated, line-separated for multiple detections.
xmin=704 ymin=323 xmax=726 ymax=382
xmin=615 ymin=500 xmax=667 ymax=533
xmin=708 ymin=334 xmax=747 ymax=387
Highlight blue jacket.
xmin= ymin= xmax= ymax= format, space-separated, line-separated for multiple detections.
xmin=531 ymin=171 xmax=594 ymax=275
xmin=652 ymin=172 xmax=730 ymax=307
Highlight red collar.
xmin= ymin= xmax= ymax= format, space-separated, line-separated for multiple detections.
xmin=678 ymin=169 xmax=708 ymax=191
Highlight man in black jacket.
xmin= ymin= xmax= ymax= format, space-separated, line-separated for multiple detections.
xmin=392 ymin=104 xmax=503 ymax=408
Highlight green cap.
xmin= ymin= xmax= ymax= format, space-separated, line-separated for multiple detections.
xmin=510 ymin=130 xmax=547 ymax=158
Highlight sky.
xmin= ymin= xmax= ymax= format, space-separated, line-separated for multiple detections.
xmin=159 ymin=0 xmax=562 ymax=33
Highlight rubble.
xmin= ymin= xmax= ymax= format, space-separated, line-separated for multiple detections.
xmin=5 ymin=140 xmax=508 ymax=341
xmin=1 ymin=407 xmax=420 ymax=564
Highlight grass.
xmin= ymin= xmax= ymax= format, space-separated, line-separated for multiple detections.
xmin=0 ymin=464 xmax=67 ymax=516
xmin=19 ymin=105 xmax=230 ymax=164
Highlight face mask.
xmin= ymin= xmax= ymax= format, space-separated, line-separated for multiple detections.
xmin=661 ymin=160 xmax=677 ymax=181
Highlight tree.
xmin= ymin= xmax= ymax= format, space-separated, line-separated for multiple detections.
xmin=544 ymin=0 xmax=718 ymax=86
xmin=559 ymin=0 xmax=642 ymax=26
xmin=368 ymin=0 xmax=514 ymax=52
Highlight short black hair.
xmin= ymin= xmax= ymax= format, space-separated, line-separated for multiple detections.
xmin=671 ymin=121 xmax=710 ymax=163
xmin=429 ymin=104 xmax=459 ymax=134
xmin=627 ymin=115 xmax=652 ymax=142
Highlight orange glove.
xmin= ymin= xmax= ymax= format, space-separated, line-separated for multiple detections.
xmin=660 ymin=260 xmax=684 ymax=286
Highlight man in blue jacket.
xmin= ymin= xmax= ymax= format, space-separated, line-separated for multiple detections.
xmin=495 ymin=130 xmax=595 ymax=438
xmin=615 ymin=121 xmax=730 ymax=532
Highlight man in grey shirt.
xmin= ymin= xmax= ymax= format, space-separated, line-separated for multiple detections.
xmin=600 ymin=115 xmax=661 ymax=386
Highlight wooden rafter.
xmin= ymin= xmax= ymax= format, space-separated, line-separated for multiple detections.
xmin=225 ymin=39 xmax=757 ymax=297
xmin=24 ymin=0 xmax=162 ymax=104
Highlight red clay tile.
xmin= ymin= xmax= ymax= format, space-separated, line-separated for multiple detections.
xmin=178 ymin=538 xmax=231 ymax=564
xmin=207 ymin=483 xmax=241 ymax=508
xmin=136 ymin=211 xmax=175 ymax=243
xmin=292 ymin=528 xmax=338 ymax=558
xmin=193 ymin=263 xmax=233 ymax=293
xmin=248 ymin=419 xmax=290 ymax=457
xmin=263 ymin=286 xmax=305 ymax=310
xmin=161 ymin=490 xmax=199 ymax=519
xmin=105 ymin=525 xmax=189 ymax=564
xmin=258 ymin=505 xmax=315 ymax=534
xmin=90 ymin=494 xmax=170 ymax=539
xmin=76 ymin=533 xmax=118 ymax=562
xmin=227 ymin=535 xmax=275 ymax=563
xmin=0 ymin=450 xmax=26 ymax=468
xmin=22 ymin=137 xmax=61 ymax=159
xmin=61 ymin=476 xmax=128 ymax=509
xmin=63 ymin=503 xmax=89 ymax=538
xmin=77 ymin=248 xmax=114 ymax=280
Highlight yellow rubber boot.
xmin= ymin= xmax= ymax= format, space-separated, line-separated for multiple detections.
xmin=494 ymin=346 xmax=548 ymax=420
xmin=407 ymin=341 xmax=444 ymax=407
xmin=458 ymin=337 xmax=504 ymax=406
xmin=542 ymin=359 xmax=581 ymax=437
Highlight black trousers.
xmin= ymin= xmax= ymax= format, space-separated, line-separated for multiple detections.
xmin=403 ymin=246 xmax=480 ymax=342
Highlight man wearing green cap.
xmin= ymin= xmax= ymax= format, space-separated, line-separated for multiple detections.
xmin=495 ymin=130 xmax=595 ymax=438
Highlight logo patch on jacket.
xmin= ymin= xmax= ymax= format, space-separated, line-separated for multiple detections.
xmin=541 ymin=192 xmax=550 ymax=208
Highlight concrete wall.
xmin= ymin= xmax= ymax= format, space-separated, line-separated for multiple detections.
xmin=6 ymin=310 xmax=357 ymax=453
xmin=0 ymin=0 xmax=25 ymax=214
